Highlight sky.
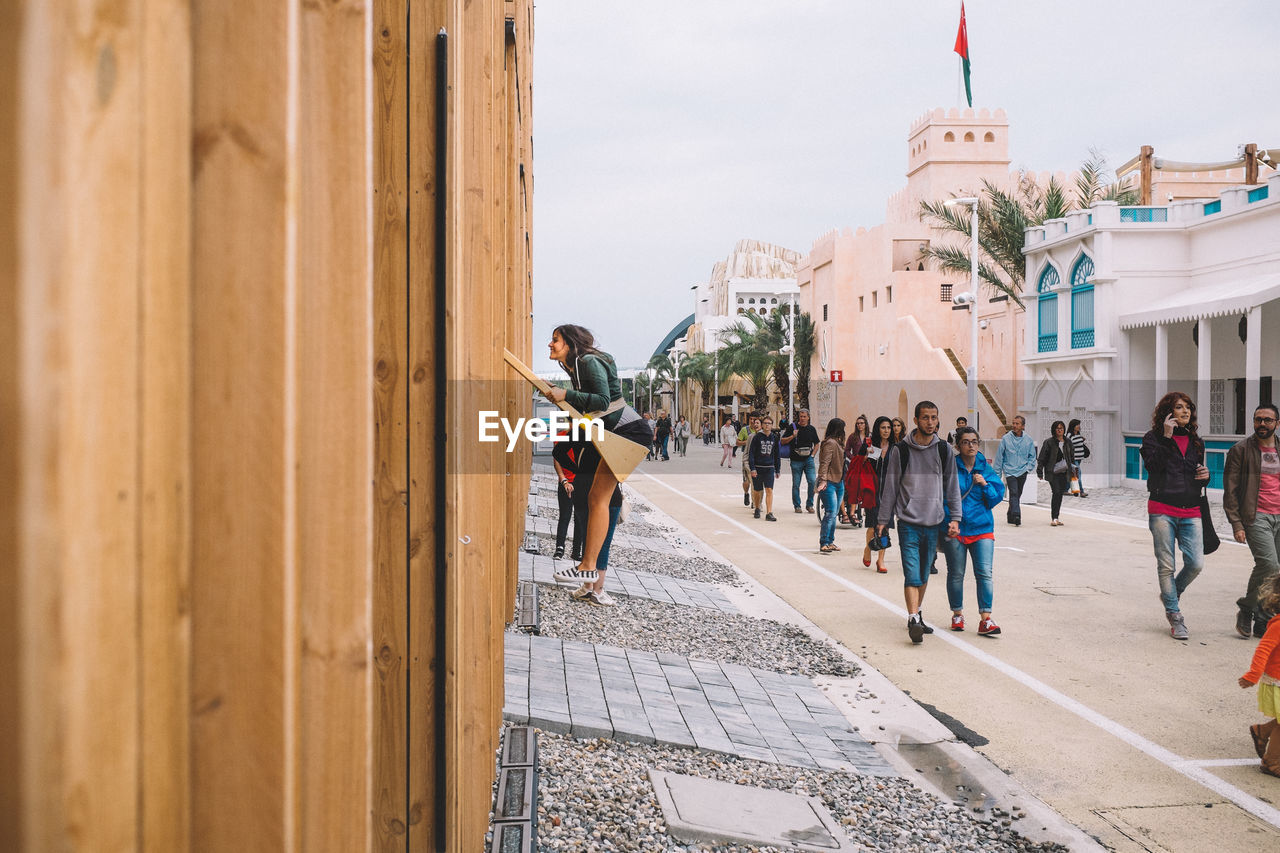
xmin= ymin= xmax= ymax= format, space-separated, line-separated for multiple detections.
xmin=531 ymin=0 xmax=1280 ymax=371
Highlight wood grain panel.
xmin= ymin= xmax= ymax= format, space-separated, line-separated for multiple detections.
xmin=371 ymin=0 xmax=410 ymax=848
xmin=191 ymin=0 xmax=292 ymax=847
xmin=296 ymin=0 xmax=375 ymax=848
xmin=139 ymin=1 xmax=193 ymax=850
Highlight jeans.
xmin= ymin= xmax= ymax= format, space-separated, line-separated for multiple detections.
xmin=659 ymin=434 xmax=670 ymax=459
xmin=899 ymin=521 xmax=942 ymax=588
xmin=1148 ymin=513 xmax=1203 ymax=613
xmin=597 ymin=505 xmax=623 ymax=570
xmin=1240 ymin=513 xmax=1280 ymax=617
xmin=943 ymin=536 xmax=994 ymax=612
xmin=819 ymin=484 xmax=840 ymax=546
xmin=790 ymin=455 xmax=817 ymax=509
xmin=1048 ymin=472 xmax=1068 ymax=519
xmin=1005 ymin=472 xmax=1027 ymax=522
xmin=555 ymin=483 xmax=575 ymax=549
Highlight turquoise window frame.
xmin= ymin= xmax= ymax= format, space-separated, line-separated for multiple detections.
xmin=1037 ymin=264 xmax=1059 ymax=353
xmin=1069 ymin=255 xmax=1094 ymax=349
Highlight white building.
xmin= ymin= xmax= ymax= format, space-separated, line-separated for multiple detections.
xmin=1021 ymin=170 xmax=1280 ymax=489
xmin=688 ymin=238 xmax=801 ymax=356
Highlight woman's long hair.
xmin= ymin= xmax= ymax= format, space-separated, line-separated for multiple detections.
xmin=553 ymin=323 xmax=606 ymax=366
xmin=824 ymin=417 xmax=846 ymax=444
xmin=890 ymin=417 xmax=907 ymax=443
xmin=870 ymin=416 xmax=893 ymax=449
xmin=1151 ymin=391 xmax=1199 ymax=436
xmin=1067 ymin=418 xmax=1082 ymax=435
xmin=852 ymin=413 xmax=869 ymax=441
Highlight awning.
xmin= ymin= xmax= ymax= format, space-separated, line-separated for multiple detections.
xmin=1118 ymin=274 xmax=1280 ymax=329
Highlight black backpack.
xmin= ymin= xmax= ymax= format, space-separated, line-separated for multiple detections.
xmin=896 ymin=439 xmax=950 ymax=475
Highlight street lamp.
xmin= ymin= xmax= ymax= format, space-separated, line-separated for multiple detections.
xmin=670 ymin=348 xmax=686 ymax=425
xmin=945 ymin=196 xmax=980 ymax=428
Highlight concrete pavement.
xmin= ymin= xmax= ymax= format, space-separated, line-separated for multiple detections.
xmin=624 ymin=439 xmax=1280 ymax=853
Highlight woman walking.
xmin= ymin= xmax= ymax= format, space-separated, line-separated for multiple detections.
xmin=1037 ymin=420 xmax=1074 ymax=526
xmin=943 ymin=426 xmax=1006 ymax=636
xmin=1239 ymin=577 xmax=1280 ymax=778
xmin=551 ymin=439 xmax=581 ymax=561
xmin=1067 ymin=419 xmax=1090 ymax=497
xmin=1141 ymin=391 xmax=1209 ymax=640
xmin=861 ymin=416 xmax=895 ymax=572
xmin=675 ymin=415 xmax=691 ymax=456
xmin=719 ymin=415 xmax=737 ymax=467
xmin=545 ymin=324 xmax=653 ymax=607
xmin=816 ymin=418 xmax=847 ymax=554
xmin=843 ymin=414 xmax=870 ymax=525
xmin=890 ymin=418 xmax=908 ymax=445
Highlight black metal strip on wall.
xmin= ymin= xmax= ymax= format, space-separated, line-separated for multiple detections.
xmin=433 ymin=26 xmax=449 ymax=853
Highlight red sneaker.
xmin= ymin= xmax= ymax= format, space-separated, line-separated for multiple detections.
xmin=950 ymin=614 xmax=965 ymax=631
xmin=978 ymin=618 xmax=1002 ymax=636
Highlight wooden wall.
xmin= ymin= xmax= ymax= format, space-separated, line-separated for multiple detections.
xmin=0 ymin=0 xmax=533 ymax=850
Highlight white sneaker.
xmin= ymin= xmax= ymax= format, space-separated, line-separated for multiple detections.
xmin=570 ymin=584 xmax=593 ymax=600
xmin=552 ymin=565 xmax=598 ymax=585
xmin=587 ymin=590 xmax=616 ymax=607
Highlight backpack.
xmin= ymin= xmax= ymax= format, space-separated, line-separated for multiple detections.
xmin=896 ymin=439 xmax=950 ymax=476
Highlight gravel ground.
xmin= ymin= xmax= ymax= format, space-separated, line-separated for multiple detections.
xmin=535 ymin=585 xmax=857 ymax=678
xmin=534 ymin=535 xmax=743 ymax=587
xmin=531 ymin=732 xmax=1068 ymax=853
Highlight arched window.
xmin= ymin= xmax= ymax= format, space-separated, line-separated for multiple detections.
xmin=963 ymin=131 xmax=975 ymax=142
xmin=770 ymin=297 xmax=778 ymax=304
xmin=1037 ymin=264 xmax=1060 ymax=352
xmin=944 ymin=131 xmax=955 ymax=142
xmin=1070 ymin=255 xmax=1095 ymax=348
xmin=983 ymin=131 xmax=995 ymax=142
xmin=748 ymin=297 xmax=756 ymax=304
xmin=737 ymin=297 xmax=744 ymax=304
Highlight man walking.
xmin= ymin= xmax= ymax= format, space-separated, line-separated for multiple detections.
xmin=738 ymin=415 xmax=760 ymax=506
xmin=642 ymin=411 xmax=655 ymax=460
xmin=876 ymin=401 xmax=961 ymax=644
xmin=994 ymin=415 xmax=1037 ymax=526
xmin=655 ymin=410 xmax=672 ymax=461
xmin=749 ymin=416 xmax=781 ymax=521
xmin=947 ymin=416 xmax=968 ymax=446
xmin=782 ymin=408 xmax=820 ymax=514
xmin=1225 ymin=403 xmax=1280 ymax=638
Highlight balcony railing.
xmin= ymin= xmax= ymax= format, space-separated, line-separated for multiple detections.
xmin=1039 ymin=333 xmax=1057 ymax=353
xmin=1071 ymin=328 xmax=1095 ymax=348
xmin=1203 ymin=199 xmax=1221 ymax=215
xmin=1119 ymin=206 xmax=1169 ymax=223
xmin=1248 ymin=185 xmax=1270 ymax=203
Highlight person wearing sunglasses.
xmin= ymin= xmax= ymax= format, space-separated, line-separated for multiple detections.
xmin=942 ymin=427 xmax=1006 ymax=636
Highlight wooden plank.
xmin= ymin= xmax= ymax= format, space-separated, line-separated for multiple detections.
xmin=371 ymin=0 xmax=410 ymax=848
xmin=297 ymin=0 xmax=375 ymax=849
xmin=139 ymin=1 xmax=193 ymax=850
xmin=191 ymin=0 xmax=293 ymax=847
xmin=407 ymin=0 xmax=446 ymax=849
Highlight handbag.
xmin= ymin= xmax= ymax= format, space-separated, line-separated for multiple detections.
xmin=1052 ymin=458 xmax=1069 ymax=475
xmin=1200 ymin=487 xmax=1220 ymax=555
xmin=1069 ymin=475 xmax=1081 ymax=495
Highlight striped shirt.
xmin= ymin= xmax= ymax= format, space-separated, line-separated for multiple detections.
xmin=1069 ymin=432 xmax=1088 ymax=463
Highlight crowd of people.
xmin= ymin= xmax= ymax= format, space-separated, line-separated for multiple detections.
xmin=536 ymin=325 xmax=1280 ymax=778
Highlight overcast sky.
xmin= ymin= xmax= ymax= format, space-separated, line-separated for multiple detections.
xmin=530 ymin=0 xmax=1280 ymax=371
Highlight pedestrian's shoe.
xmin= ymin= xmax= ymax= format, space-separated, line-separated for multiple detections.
xmin=570 ymin=584 xmax=593 ymax=601
xmin=1236 ymin=608 xmax=1254 ymax=638
xmin=585 ymin=590 xmax=616 ymax=607
xmin=917 ymin=612 xmax=934 ymax=634
xmin=1255 ymin=614 xmax=1271 ymax=639
xmin=876 ymin=565 xmax=887 ymax=573
xmin=753 ymin=508 xmax=761 ymax=519
xmin=553 ymin=545 xmax=565 ymax=559
xmin=743 ymin=493 xmax=751 ymax=506
xmin=765 ymin=513 xmax=777 ymax=522
xmin=820 ymin=544 xmax=835 ymax=554
xmin=552 ymin=564 xmax=598 ymax=586
xmin=1263 ymin=764 xmax=1280 ymax=779
xmin=795 ymin=507 xmax=803 ymax=514
xmin=1251 ymin=724 xmax=1269 ymax=760
xmin=1167 ymin=610 xmax=1188 ymax=640
xmin=570 ymin=550 xmax=582 ymax=562
xmin=806 ymin=506 xmax=815 ymax=513
xmin=977 ymin=618 xmax=1002 ymax=636
xmin=907 ymin=615 xmax=924 ymax=644
xmin=950 ymin=613 xmax=965 ymax=631
xmin=929 ymin=565 xmax=938 ymax=575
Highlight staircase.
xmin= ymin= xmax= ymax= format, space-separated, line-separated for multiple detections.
xmin=943 ymin=348 xmax=1009 ymax=431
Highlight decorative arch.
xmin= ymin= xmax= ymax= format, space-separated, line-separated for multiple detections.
xmin=963 ymin=131 xmax=975 ymax=142
xmin=1065 ymin=364 xmax=1094 ymax=410
xmin=1037 ymin=263 xmax=1061 ymax=352
xmin=897 ymin=388 xmax=909 ymax=422
xmin=944 ymin=131 xmax=955 ymax=142
xmin=1069 ymin=253 xmax=1095 ymax=348
xmin=983 ymin=131 xmax=995 ymax=142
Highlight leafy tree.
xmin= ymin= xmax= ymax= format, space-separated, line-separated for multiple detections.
xmin=718 ymin=320 xmax=773 ymax=413
xmin=680 ymin=351 xmax=716 ymax=412
xmin=757 ymin=306 xmax=817 ymax=414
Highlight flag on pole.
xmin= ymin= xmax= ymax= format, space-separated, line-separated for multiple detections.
xmin=954 ymin=2 xmax=972 ymax=107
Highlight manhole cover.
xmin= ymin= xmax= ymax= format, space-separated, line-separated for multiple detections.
xmin=648 ymin=769 xmax=851 ymax=851
xmin=1034 ymin=586 xmax=1108 ymax=596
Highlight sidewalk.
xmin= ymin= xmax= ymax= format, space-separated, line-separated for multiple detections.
xmin=498 ymin=464 xmax=1094 ymax=852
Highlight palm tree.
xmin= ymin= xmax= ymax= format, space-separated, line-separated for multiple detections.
xmin=646 ymin=353 xmax=674 ymax=413
xmin=718 ymin=320 xmax=773 ymax=413
xmin=918 ymin=152 xmax=1138 ymax=307
xmin=791 ymin=311 xmax=816 ymax=411
xmin=757 ymin=306 xmax=817 ymax=414
xmin=680 ymin=351 xmax=715 ymax=413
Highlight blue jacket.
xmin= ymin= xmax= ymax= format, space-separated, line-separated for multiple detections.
xmin=943 ymin=452 xmax=1005 ymax=537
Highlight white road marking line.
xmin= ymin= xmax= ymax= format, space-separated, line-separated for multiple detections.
xmin=1182 ymin=758 xmax=1262 ymax=768
xmin=636 ymin=470 xmax=1280 ymax=830
xmin=996 ymin=546 xmax=1026 ymax=552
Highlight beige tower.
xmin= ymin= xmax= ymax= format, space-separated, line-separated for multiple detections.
xmin=904 ymin=107 xmax=1012 ymax=211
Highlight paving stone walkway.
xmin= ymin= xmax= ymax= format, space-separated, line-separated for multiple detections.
xmin=517 ymin=552 xmax=739 ymax=613
xmin=503 ymin=632 xmax=893 ymax=776
xmin=523 ymin=514 xmax=695 ymax=556
xmin=1051 ymin=485 xmax=1234 ymax=538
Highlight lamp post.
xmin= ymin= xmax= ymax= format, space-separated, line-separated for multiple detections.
xmin=945 ymin=196 xmax=980 ymax=428
xmin=670 ymin=349 xmax=685 ymax=425
xmin=787 ymin=293 xmax=796 ymax=425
